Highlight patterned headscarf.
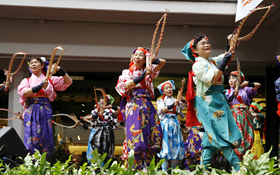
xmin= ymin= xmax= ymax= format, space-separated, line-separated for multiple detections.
xmin=229 ymin=71 xmax=245 ymax=82
xmin=181 ymin=35 xmax=209 ymax=62
xmin=250 ymin=102 xmax=263 ymax=113
xmin=157 ymin=80 xmax=175 ymax=95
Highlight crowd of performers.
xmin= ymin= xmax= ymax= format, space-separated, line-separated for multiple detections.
xmin=0 ymin=32 xmax=272 ymax=173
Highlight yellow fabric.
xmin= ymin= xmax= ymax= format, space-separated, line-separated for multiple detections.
xmin=251 ymin=130 xmax=265 ymax=159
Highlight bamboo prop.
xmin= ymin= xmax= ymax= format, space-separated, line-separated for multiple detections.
xmin=44 ymin=46 xmax=65 ymax=84
xmin=94 ymin=87 xmax=107 ymax=116
xmin=235 ymin=58 xmax=241 ymax=95
xmin=146 ymin=10 xmax=168 ymax=76
xmin=2 ymin=51 xmax=28 ymax=92
xmin=177 ymin=77 xmax=186 ymax=101
xmin=52 ymin=113 xmax=79 ymax=129
xmin=0 ymin=108 xmax=22 ymax=121
xmin=80 ymin=114 xmax=92 ymax=124
xmin=228 ymin=3 xmax=275 ymax=64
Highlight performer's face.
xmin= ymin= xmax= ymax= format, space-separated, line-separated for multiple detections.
xmin=193 ymin=38 xmax=211 ymax=59
xmin=249 ymin=106 xmax=256 ymax=114
xmin=228 ymin=75 xmax=237 ymax=88
xmin=29 ymin=58 xmax=44 ymax=75
xmin=133 ymin=50 xmax=146 ymax=68
xmin=163 ymin=84 xmax=173 ymax=97
xmin=100 ymin=98 xmax=105 ymax=106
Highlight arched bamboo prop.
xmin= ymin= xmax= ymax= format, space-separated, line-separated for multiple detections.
xmin=146 ymin=10 xmax=168 ymax=75
xmin=0 ymin=108 xmax=22 ymax=121
xmin=44 ymin=45 xmax=65 ymax=83
xmin=52 ymin=113 xmax=79 ymax=129
xmin=3 ymin=51 xmax=28 ymax=92
xmin=228 ymin=3 xmax=275 ymax=64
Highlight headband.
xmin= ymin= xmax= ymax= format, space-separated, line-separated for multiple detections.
xmin=229 ymin=71 xmax=245 ymax=82
xmin=250 ymin=102 xmax=263 ymax=113
xmin=157 ymin=80 xmax=175 ymax=95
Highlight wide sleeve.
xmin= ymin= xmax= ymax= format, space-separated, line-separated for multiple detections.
xmin=244 ymin=87 xmax=257 ymax=104
xmin=209 ymin=53 xmax=225 ymax=67
xmin=177 ymin=101 xmax=186 ymax=118
xmin=149 ymin=64 xmax=160 ymax=79
xmin=192 ymin=61 xmax=214 ymax=85
xmin=115 ymin=69 xmax=132 ymax=97
xmin=17 ymin=78 xmax=30 ymax=106
xmin=51 ymin=76 xmax=72 ymax=91
xmin=156 ymin=99 xmax=166 ymax=120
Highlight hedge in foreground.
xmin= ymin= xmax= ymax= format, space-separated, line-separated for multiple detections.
xmin=0 ymin=147 xmax=279 ymax=175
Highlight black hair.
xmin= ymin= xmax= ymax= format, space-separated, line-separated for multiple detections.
xmin=193 ymin=32 xmax=209 ymax=49
xmin=30 ymin=56 xmax=43 ymax=64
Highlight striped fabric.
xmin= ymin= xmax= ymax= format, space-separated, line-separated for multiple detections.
xmin=230 ymin=104 xmax=254 ymax=160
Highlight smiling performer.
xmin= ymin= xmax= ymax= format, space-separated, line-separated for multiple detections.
xmin=115 ymin=47 xmax=166 ymax=170
xmin=156 ymin=80 xmax=187 ymax=172
xmin=17 ymin=56 xmax=72 ymax=156
xmin=225 ymin=71 xmax=261 ymax=160
xmin=181 ymin=33 xmax=241 ymax=171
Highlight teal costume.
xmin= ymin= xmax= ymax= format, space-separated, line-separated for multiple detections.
xmin=181 ymin=39 xmax=241 ymax=171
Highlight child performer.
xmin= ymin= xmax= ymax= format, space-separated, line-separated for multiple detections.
xmin=156 ymin=80 xmax=187 ymax=172
xmin=79 ymin=94 xmax=121 ymax=164
xmin=249 ymin=102 xmax=266 ymax=159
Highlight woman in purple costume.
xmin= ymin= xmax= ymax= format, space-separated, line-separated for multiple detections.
xmin=115 ymin=47 xmax=166 ymax=170
xmin=18 ymin=56 xmax=72 ymax=156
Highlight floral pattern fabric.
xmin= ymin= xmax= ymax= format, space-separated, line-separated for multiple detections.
xmin=18 ymin=73 xmax=72 ymax=156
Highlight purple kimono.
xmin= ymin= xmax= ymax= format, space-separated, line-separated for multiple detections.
xmin=115 ymin=64 xmax=162 ymax=169
xmin=18 ymin=73 xmax=72 ymax=156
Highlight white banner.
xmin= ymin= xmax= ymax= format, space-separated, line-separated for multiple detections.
xmin=235 ymin=0 xmax=263 ymax=22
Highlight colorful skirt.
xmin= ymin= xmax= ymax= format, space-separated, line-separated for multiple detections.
xmin=230 ymin=104 xmax=254 ymax=160
xmin=24 ymin=97 xmax=54 ymax=156
xmin=120 ymin=89 xmax=162 ymax=167
xmin=90 ymin=121 xmax=115 ymax=163
xmin=194 ymin=85 xmax=241 ymax=150
xmin=184 ymin=127 xmax=203 ymax=170
xmin=157 ymin=114 xmax=184 ymax=161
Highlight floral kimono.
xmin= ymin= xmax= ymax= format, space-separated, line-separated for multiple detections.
xmin=191 ymin=55 xmax=241 ymax=171
xmin=156 ymin=95 xmax=185 ymax=171
xmin=18 ymin=73 xmax=72 ymax=156
xmin=115 ymin=64 xmax=162 ymax=169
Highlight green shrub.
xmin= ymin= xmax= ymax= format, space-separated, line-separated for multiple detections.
xmin=0 ymin=147 xmax=278 ymax=175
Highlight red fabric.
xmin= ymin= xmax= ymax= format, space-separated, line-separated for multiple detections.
xmin=117 ymin=111 xmax=124 ymax=122
xmin=236 ymin=95 xmax=244 ymax=104
xmin=277 ymin=102 xmax=280 ymax=117
xmin=185 ymin=70 xmax=201 ymax=127
xmin=161 ymin=82 xmax=172 ymax=92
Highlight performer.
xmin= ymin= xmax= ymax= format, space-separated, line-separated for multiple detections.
xmin=156 ymin=80 xmax=186 ymax=172
xmin=249 ymin=102 xmax=266 ymax=159
xmin=79 ymin=94 xmax=121 ymax=164
xmin=17 ymin=56 xmax=72 ymax=156
xmin=115 ymin=47 xmax=166 ymax=170
xmin=181 ymin=33 xmax=241 ymax=171
xmin=274 ymin=73 xmax=280 ymax=117
xmin=225 ymin=71 xmax=261 ymax=160
xmin=184 ymin=126 xmax=204 ymax=171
